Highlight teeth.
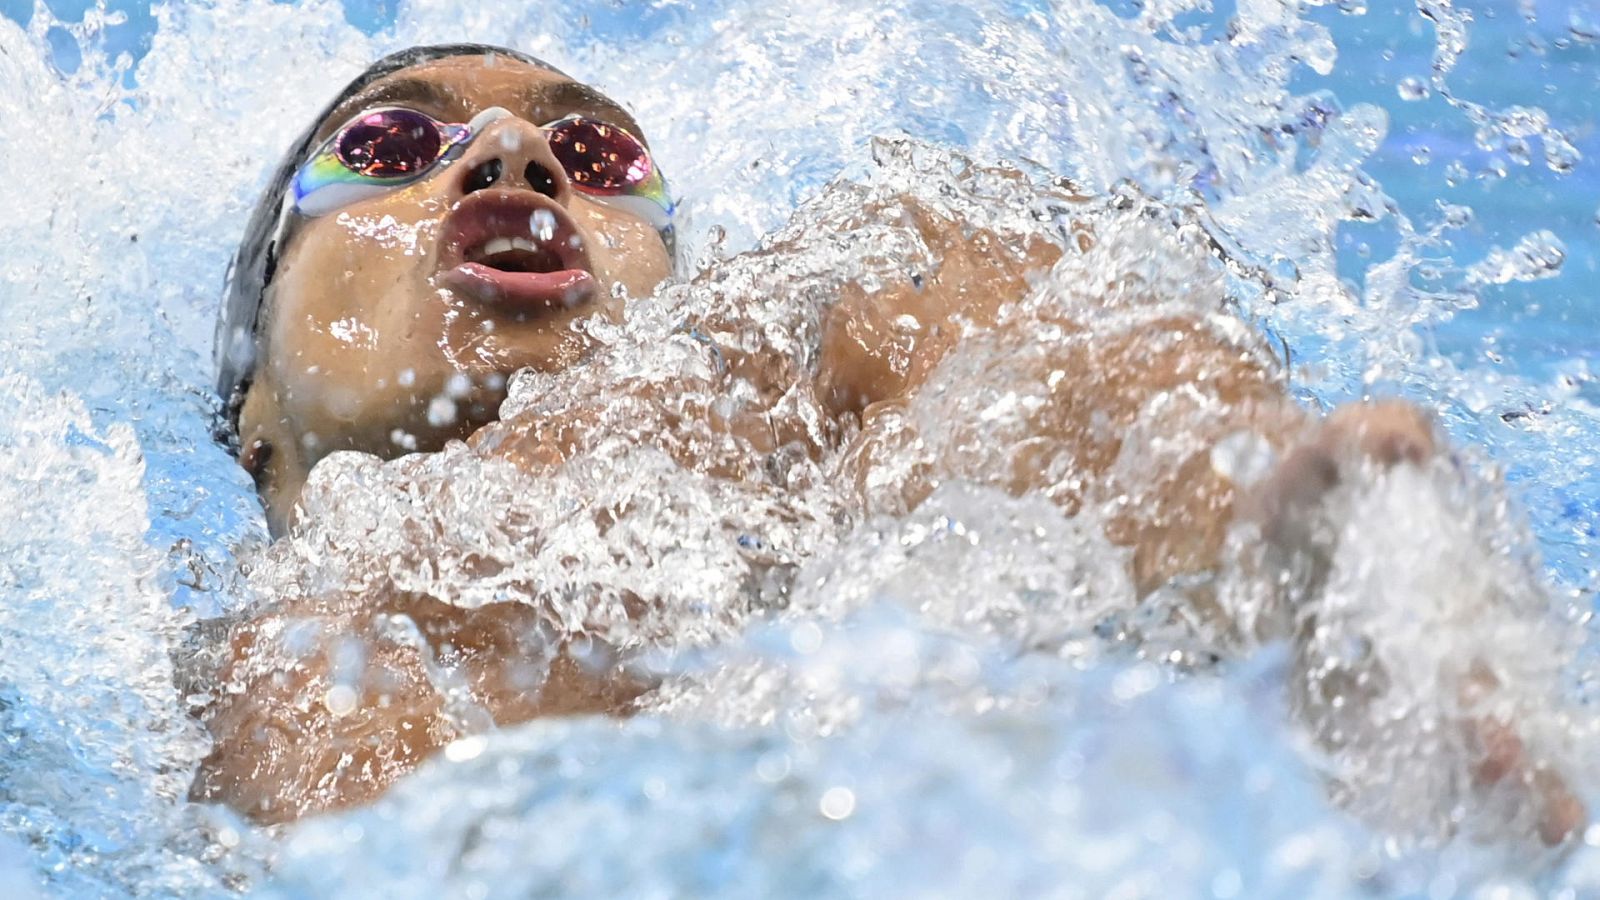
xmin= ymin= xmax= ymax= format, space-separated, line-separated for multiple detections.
xmin=474 ymin=236 xmax=541 ymax=258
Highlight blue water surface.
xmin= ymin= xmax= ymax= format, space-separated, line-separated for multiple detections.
xmin=3 ymin=0 xmax=1599 ymax=897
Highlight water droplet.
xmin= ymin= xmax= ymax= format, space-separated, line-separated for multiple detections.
xmin=1571 ymin=8 xmax=1600 ymax=43
xmin=1210 ymin=431 xmax=1276 ymax=489
xmin=1302 ymin=34 xmax=1337 ymax=75
xmin=1505 ymin=137 xmax=1531 ymax=167
xmin=791 ymin=622 xmax=824 ymax=654
xmin=1545 ymin=134 xmax=1581 ymax=173
xmin=819 ymin=787 xmax=856 ymax=820
xmin=1466 ymin=230 xmax=1566 ymax=285
xmin=1211 ymin=868 xmax=1243 ymax=899
xmin=1440 ymin=203 xmax=1473 ymax=229
xmin=531 ymin=209 xmax=558 ymax=242
xmin=755 ymin=752 xmax=791 ymax=785
xmin=427 ymin=395 xmax=457 ymax=428
xmin=1396 ymin=77 xmax=1428 ymax=101
xmin=444 ymin=735 xmax=486 ymax=762
xmin=323 ymin=684 xmax=358 ymax=717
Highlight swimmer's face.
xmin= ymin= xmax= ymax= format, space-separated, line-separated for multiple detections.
xmin=239 ymin=55 xmax=672 ymax=529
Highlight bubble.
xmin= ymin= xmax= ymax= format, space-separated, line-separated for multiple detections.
xmin=1397 ymin=76 xmax=1429 ymax=101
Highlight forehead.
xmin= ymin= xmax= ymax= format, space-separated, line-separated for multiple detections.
xmin=316 ymin=56 xmax=648 ymax=145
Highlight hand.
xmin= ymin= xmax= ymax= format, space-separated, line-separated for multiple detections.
xmin=1247 ymin=399 xmax=1437 ymax=543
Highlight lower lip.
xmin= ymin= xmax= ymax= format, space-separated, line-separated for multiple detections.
xmin=441 ymin=263 xmax=599 ymax=312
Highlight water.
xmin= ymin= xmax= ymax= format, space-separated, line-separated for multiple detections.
xmin=1 ymin=0 xmax=1599 ymax=896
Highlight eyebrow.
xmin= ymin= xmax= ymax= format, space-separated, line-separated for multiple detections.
xmin=534 ymin=82 xmax=649 ymax=146
xmin=317 ymin=78 xmax=462 ymax=141
xmin=316 ymin=77 xmax=650 ymax=147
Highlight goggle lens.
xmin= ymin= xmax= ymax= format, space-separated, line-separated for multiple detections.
xmin=336 ymin=108 xmax=446 ymax=178
xmin=545 ymin=117 xmax=652 ymax=192
xmin=290 ymin=107 xmax=673 ymax=236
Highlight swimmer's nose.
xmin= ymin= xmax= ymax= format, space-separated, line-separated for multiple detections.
xmin=456 ymin=117 xmax=573 ymax=205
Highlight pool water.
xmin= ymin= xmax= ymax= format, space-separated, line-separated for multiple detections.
xmin=1 ymin=0 xmax=1598 ymax=897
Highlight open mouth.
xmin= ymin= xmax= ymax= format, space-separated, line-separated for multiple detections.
xmin=437 ymin=191 xmax=598 ymax=312
xmin=466 ymin=237 xmax=565 ymax=274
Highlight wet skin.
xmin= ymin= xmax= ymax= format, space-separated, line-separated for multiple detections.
xmin=238 ymin=55 xmax=673 ymax=533
xmin=209 ymin=57 xmax=1584 ymax=842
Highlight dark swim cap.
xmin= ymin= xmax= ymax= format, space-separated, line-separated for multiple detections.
xmin=213 ymin=43 xmax=565 ymax=439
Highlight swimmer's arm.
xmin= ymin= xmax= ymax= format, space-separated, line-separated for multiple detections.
xmin=191 ymin=597 xmax=458 ymax=823
xmin=798 ymin=188 xmax=1293 ymax=593
xmin=474 ymin=186 xmax=1077 ymax=477
xmin=812 ymin=196 xmax=1071 ymax=419
xmin=831 ymin=278 xmax=1588 ymax=844
xmin=193 ymin=593 xmax=639 ymax=823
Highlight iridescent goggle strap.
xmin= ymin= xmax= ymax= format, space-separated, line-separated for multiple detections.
xmin=579 ymin=162 xmax=676 ymax=235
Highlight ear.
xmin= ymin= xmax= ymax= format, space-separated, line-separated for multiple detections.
xmin=236 ymin=374 xmax=309 ymax=538
xmin=240 ymin=438 xmax=275 ymax=487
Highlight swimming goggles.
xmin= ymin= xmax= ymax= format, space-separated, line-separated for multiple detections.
xmin=286 ymin=105 xmax=675 ymax=234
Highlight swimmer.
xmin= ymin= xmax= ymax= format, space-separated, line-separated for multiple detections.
xmin=214 ymin=44 xmax=672 ymax=529
xmin=196 ymin=44 xmax=1585 ymax=844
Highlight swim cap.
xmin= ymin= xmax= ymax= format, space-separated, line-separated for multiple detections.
xmin=213 ymin=43 xmax=566 ymax=440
